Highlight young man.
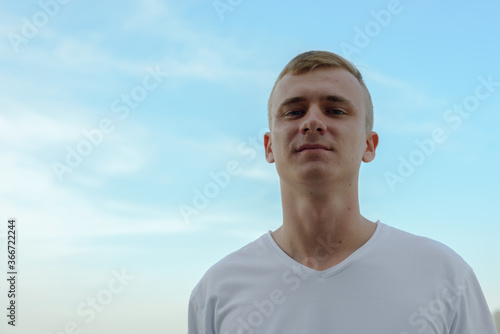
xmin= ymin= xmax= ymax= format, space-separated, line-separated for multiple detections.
xmin=188 ymin=51 xmax=496 ymax=333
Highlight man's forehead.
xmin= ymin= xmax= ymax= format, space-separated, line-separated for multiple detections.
xmin=272 ymin=68 xmax=365 ymax=109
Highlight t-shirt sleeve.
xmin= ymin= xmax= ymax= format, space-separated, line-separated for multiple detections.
xmin=188 ymin=286 xmax=215 ymax=334
xmin=188 ymin=292 xmax=208 ymax=334
xmin=449 ymin=269 xmax=496 ymax=334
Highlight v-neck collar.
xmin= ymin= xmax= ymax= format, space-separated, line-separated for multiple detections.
xmin=264 ymin=221 xmax=385 ymax=279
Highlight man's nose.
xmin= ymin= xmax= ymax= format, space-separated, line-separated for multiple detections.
xmin=299 ymin=106 xmax=326 ymax=134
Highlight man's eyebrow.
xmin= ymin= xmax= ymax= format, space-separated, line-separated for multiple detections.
xmin=277 ymin=95 xmax=355 ymax=112
xmin=277 ymin=97 xmax=307 ymax=112
xmin=324 ymin=95 xmax=354 ymax=107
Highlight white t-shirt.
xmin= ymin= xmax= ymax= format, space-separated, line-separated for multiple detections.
xmin=188 ymin=221 xmax=496 ymax=334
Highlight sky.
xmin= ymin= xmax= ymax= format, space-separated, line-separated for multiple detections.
xmin=1 ymin=0 xmax=499 ymax=333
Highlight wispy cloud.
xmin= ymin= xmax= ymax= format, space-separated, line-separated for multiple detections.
xmin=239 ymin=161 xmax=278 ymax=182
xmin=363 ymin=67 xmax=449 ymax=135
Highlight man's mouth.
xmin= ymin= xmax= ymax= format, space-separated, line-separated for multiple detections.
xmin=297 ymin=144 xmax=331 ymax=152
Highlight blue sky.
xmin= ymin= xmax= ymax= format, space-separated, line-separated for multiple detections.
xmin=1 ymin=0 xmax=499 ymax=333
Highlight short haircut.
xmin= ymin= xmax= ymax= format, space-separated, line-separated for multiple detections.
xmin=268 ymin=50 xmax=373 ymax=132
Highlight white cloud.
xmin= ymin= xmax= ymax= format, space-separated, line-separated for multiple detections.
xmin=90 ymin=130 xmax=153 ymax=175
xmin=50 ymin=37 xmax=150 ymax=76
xmin=363 ymin=67 xmax=449 ymax=135
xmin=0 ymin=152 xmax=53 ymax=202
xmin=0 ymin=110 xmax=184 ymax=250
xmin=121 ymin=0 xmax=170 ymax=30
xmin=239 ymin=163 xmax=278 ymax=182
xmin=0 ymin=109 xmax=83 ymax=146
xmin=113 ymin=0 xmax=277 ymax=87
xmin=1 ymin=184 xmax=191 ymax=241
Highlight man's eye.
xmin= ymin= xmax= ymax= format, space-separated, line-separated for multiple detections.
xmin=286 ymin=110 xmax=304 ymax=116
xmin=327 ymin=109 xmax=344 ymax=115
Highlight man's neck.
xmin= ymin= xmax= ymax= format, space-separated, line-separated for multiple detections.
xmin=271 ymin=180 xmax=377 ymax=271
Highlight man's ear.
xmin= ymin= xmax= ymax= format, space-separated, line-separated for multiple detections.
xmin=362 ymin=131 xmax=379 ymax=163
xmin=264 ymin=132 xmax=275 ymax=163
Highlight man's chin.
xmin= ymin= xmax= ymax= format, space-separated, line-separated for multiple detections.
xmin=296 ymin=167 xmax=339 ymax=183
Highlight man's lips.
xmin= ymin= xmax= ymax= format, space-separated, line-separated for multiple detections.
xmin=296 ymin=144 xmax=331 ymax=152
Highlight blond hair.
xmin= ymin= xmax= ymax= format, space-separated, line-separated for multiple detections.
xmin=268 ymin=51 xmax=373 ymax=132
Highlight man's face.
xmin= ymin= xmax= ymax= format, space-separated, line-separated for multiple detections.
xmin=264 ymin=68 xmax=378 ymax=186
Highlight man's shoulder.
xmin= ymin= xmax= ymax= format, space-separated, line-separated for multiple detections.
xmin=209 ymin=232 xmax=271 ymax=271
xmin=190 ymin=232 xmax=271 ymax=300
xmin=380 ymin=222 xmax=471 ymax=272
xmin=382 ymin=223 xmax=461 ymax=253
